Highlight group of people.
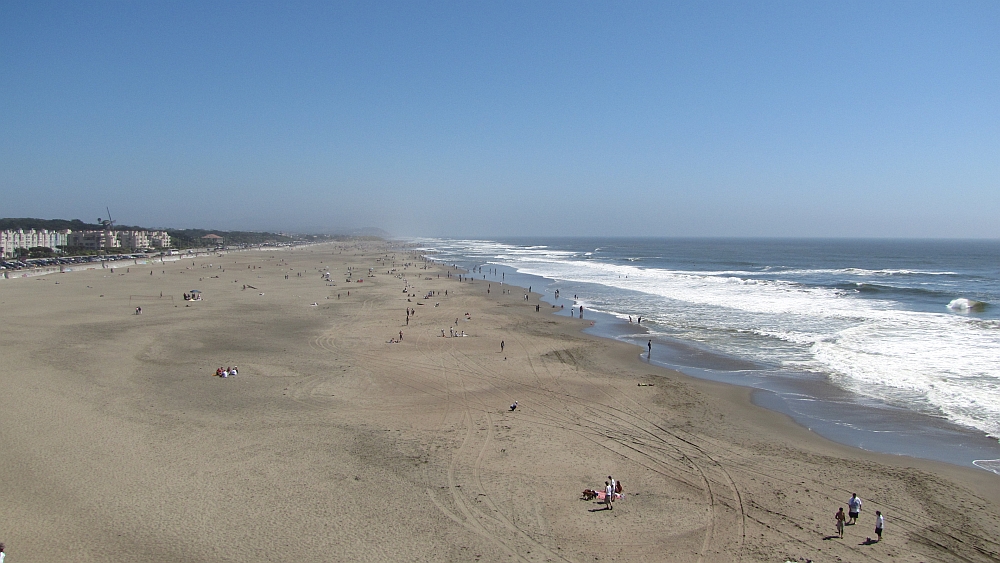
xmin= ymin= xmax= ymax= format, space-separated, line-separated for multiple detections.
xmin=214 ymin=366 xmax=238 ymax=378
xmin=582 ymin=475 xmax=623 ymax=510
xmin=835 ymin=493 xmax=883 ymax=542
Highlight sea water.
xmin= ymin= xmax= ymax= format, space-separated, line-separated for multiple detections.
xmin=414 ymin=237 xmax=1000 ymax=471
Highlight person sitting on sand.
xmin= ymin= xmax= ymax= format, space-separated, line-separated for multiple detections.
xmin=231 ymin=366 xmax=238 ymax=376
xmin=216 ymin=367 xmax=223 ymax=377
xmin=509 ymin=401 xmax=518 ymax=411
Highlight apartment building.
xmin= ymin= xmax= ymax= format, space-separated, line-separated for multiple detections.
xmin=1 ymin=228 xmax=171 ymax=257
xmin=0 ymin=229 xmax=69 ymax=258
xmin=119 ymin=230 xmax=171 ymax=250
xmin=66 ymin=230 xmax=116 ymax=251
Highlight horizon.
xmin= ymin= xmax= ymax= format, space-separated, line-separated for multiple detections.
xmin=2 ymin=1 xmax=998 ymax=238
xmin=6 ymin=217 xmax=1000 ymax=242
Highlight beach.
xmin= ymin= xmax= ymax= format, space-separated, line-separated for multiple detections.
xmin=1 ymin=241 xmax=998 ymax=562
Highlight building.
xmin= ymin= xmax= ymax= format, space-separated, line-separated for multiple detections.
xmin=67 ymin=230 xmax=117 ymax=251
xmin=119 ymin=230 xmax=171 ymax=250
xmin=1 ymin=228 xmax=170 ymax=257
xmin=201 ymin=233 xmax=224 ymax=246
xmin=0 ymin=229 xmax=69 ymax=258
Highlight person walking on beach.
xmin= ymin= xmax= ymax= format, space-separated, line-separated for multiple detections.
xmin=647 ymin=340 xmax=652 ymax=356
xmin=835 ymin=507 xmax=847 ymax=538
xmin=501 ymin=340 xmax=505 ymax=352
xmin=874 ymin=511 xmax=884 ymax=542
xmin=605 ymin=481 xmax=614 ymax=510
xmin=848 ymin=493 xmax=862 ymax=524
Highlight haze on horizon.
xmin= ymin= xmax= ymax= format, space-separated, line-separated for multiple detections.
xmin=2 ymin=1 xmax=997 ymax=239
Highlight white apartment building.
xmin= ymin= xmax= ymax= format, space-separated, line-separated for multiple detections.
xmin=0 ymin=229 xmax=69 ymax=258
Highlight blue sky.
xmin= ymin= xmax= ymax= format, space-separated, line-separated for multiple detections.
xmin=2 ymin=1 xmax=997 ymax=237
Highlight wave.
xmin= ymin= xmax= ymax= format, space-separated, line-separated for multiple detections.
xmin=949 ymin=298 xmax=988 ymax=312
xmin=842 ymin=283 xmax=985 ymax=308
xmin=512 ymin=262 xmax=961 ymax=280
xmin=973 ymin=459 xmax=1000 ymax=475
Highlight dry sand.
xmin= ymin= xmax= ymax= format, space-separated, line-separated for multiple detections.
xmin=1 ymin=241 xmax=999 ymax=562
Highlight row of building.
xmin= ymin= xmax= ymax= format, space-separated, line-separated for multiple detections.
xmin=0 ymin=228 xmax=171 ymax=258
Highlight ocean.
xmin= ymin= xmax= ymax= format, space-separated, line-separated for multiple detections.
xmin=413 ymin=237 xmax=1000 ymax=473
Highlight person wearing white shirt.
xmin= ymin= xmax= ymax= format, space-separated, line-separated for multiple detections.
xmin=848 ymin=493 xmax=862 ymax=524
xmin=875 ymin=511 xmax=884 ymax=542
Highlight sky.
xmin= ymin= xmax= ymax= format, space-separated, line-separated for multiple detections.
xmin=1 ymin=1 xmax=998 ymax=238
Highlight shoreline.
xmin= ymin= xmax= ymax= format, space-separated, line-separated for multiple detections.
xmin=2 ymin=241 xmax=999 ymax=561
xmin=427 ymin=253 xmax=1000 ymax=473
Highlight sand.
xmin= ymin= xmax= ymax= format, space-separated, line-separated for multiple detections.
xmin=1 ymin=241 xmax=998 ymax=563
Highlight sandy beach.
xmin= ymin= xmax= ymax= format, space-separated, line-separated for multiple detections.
xmin=1 ymin=241 xmax=998 ymax=563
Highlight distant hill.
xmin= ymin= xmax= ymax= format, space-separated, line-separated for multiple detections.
xmin=165 ymin=228 xmax=295 ymax=248
xmin=0 ymin=218 xmax=115 ymax=231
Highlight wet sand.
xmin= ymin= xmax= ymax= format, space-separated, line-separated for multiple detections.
xmin=1 ymin=241 xmax=998 ymax=562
